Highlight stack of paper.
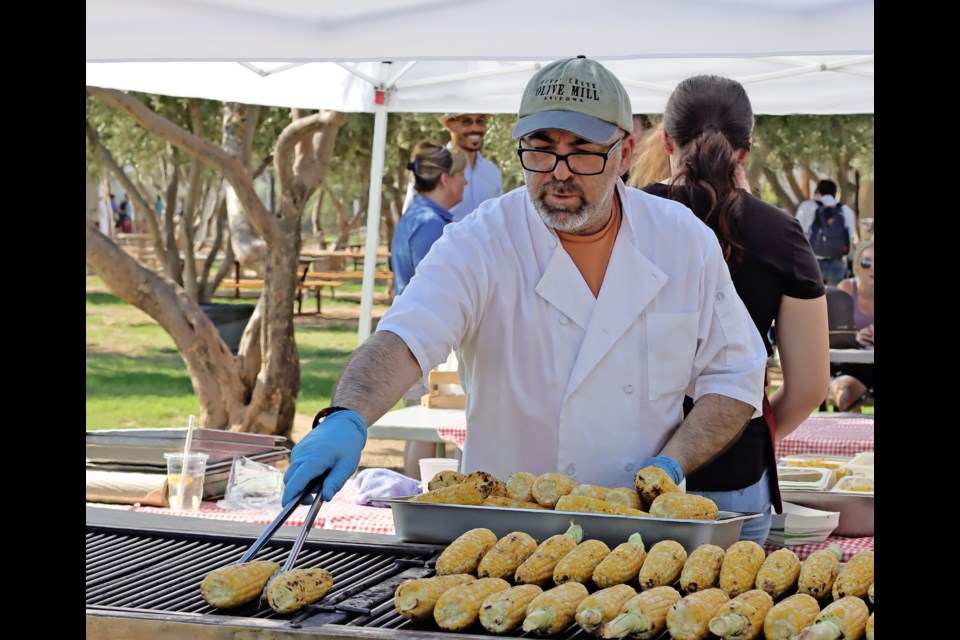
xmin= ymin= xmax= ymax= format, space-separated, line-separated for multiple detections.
xmin=766 ymin=501 xmax=840 ymax=547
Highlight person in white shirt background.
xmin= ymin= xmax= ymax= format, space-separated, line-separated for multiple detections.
xmin=795 ymin=179 xmax=859 ymax=285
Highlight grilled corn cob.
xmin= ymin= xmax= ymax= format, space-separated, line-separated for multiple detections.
xmin=427 ymin=469 xmax=465 ymax=491
xmin=634 ymin=465 xmax=681 ymax=510
xmin=410 ymin=479 xmax=493 ymax=505
xmin=531 ymin=472 xmax=577 ymax=508
xmin=506 ymin=471 xmax=536 ymax=502
xmin=755 ymin=548 xmax=800 ymax=600
xmin=707 ymin=589 xmax=773 ymax=640
xmin=649 ymin=493 xmax=719 ymax=520
xmin=571 ymin=483 xmax=611 ymax=501
xmin=478 ymin=531 xmax=539 ymax=580
xmin=465 ymin=471 xmax=509 ymax=497
xmin=593 ymin=532 xmax=647 ymax=588
xmin=394 ymin=574 xmax=475 ymax=619
xmin=762 ymin=593 xmax=821 ymax=640
xmin=797 ymin=545 xmax=841 ymax=600
xmin=637 ymin=539 xmax=687 ymax=590
xmin=865 ymin=612 xmax=874 ymax=640
xmin=522 ymin=581 xmax=590 ymax=635
xmin=200 ymin=561 xmax=281 ymax=609
xmin=793 ymin=595 xmax=869 ymax=640
xmin=515 ymin=522 xmax=583 ymax=585
xmin=680 ymin=544 xmax=725 ymax=594
xmin=601 ymin=585 xmax=682 ymax=639
xmin=719 ymin=541 xmax=766 ymax=598
xmin=867 ymin=581 xmax=873 ymax=605
xmin=433 ymin=577 xmax=511 ymax=631
xmin=831 ymin=550 xmax=874 ymax=601
xmin=478 ymin=584 xmax=543 ymax=634
xmin=266 ymin=567 xmax=334 ymax=614
xmin=554 ymin=538 xmax=612 ymax=584
xmin=666 ymin=588 xmax=730 ymax=640
xmin=436 ymin=527 xmax=498 ymax=575
xmin=575 ymin=584 xmax=637 ymax=634
xmin=605 ymin=487 xmax=644 ymax=510
xmin=483 ymin=495 xmax=547 ymax=509
xmin=555 ymin=494 xmax=649 ymax=517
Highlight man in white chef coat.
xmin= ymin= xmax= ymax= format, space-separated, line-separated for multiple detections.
xmin=283 ymin=56 xmax=767 ymax=506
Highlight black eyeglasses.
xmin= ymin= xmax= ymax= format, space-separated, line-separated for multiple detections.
xmin=859 ymin=258 xmax=873 ymax=269
xmin=517 ymin=136 xmax=624 ymax=176
xmin=452 ymin=116 xmax=488 ymax=127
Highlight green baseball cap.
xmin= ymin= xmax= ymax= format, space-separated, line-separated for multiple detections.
xmin=513 ymin=56 xmax=633 ymax=143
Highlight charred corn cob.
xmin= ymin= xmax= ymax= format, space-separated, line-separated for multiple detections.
xmin=680 ymin=544 xmax=725 ymax=594
xmin=483 ymin=495 xmax=547 ymax=509
xmin=410 ymin=479 xmax=493 ymax=505
xmin=465 ymin=471 xmax=509 ymax=497
xmin=649 ymin=493 xmax=719 ymax=520
xmin=554 ymin=539 xmax=612 ymax=584
xmin=522 ymin=581 xmax=590 ymax=635
xmin=427 ymin=469 xmax=465 ymax=491
xmin=433 ymin=577 xmax=511 ymax=631
xmin=867 ymin=582 xmax=873 ymax=605
xmin=865 ymin=612 xmax=874 ymax=640
xmin=634 ymin=465 xmax=681 ymax=510
xmin=478 ymin=531 xmax=538 ymax=580
xmin=555 ymin=494 xmax=649 ymax=517
xmin=707 ymin=589 xmax=773 ymax=640
xmin=575 ymin=584 xmax=637 ymax=634
xmin=667 ymin=588 xmax=730 ymax=640
xmin=515 ymin=522 xmax=583 ymax=585
xmin=719 ymin=541 xmax=766 ymax=598
xmin=793 ymin=595 xmax=869 ymax=640
xmin=478 ymin=584 xmax=543 ymax=634
xmin=755 ymin=548 xmax=800 ymax=600
xmin=436 ymin=527 xmax=498 ymax=575
xmin=266 ymin=567 xmax=334 ymax=614
xmin=394 ymin=574 xmax=475 ymax=619
xmin=531 ymin=472 xmax=577 ymax=508
xmin=593 ymin=532 xmax=647 ymax=588
xmin=797 ymin=545 xmax=841 ymax=600
xmin=605 ymin=487 xmax=644 ymax=510
xmin=506 ymin=471 xmax=536 ymax=502
xmin=601 ymin=585 xmax=682 ymax=639
xmin=571 ymin=483 xmax=611 ymax=501
xmin=762 ymin=593 xmax=821 ymax=640
xmin=200 ymin=561 xmax=281 ymax=609
xmin=831 ymin=550 xmax=874 ymax=601
xmin=637 ymin=540 xmax=687 ymax=591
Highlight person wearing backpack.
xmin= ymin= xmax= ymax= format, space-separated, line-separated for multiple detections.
xmin=796 ymin=179 xmax=859 ymax=285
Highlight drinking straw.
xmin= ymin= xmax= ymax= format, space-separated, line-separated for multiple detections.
xmin=174 ymin=415 xmax=196 ymax=508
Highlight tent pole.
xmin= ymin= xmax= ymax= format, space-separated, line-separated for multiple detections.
xmin=357 ymin=63 xmax=390 ymax=345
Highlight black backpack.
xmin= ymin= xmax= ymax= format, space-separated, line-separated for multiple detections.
xmin=808 ymin=201 xmax=850 ymax=259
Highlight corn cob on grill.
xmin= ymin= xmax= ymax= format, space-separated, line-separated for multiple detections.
xmin=793 ymin=595 xmax=869 ymax=640
xmin=831 ymin=550 xmax=874 ymax=601
xmin=601 ymin=585 xmax=682 ymax=639
xmin=719 ymin=540 xmax=766 ymax=598
xmin=575 ymin=584 xmax=637 ymax=634
xmin=200 ymin=561 xmax=281 ymax=609
xmin=555 ymin=494 xmax=649 ymax=517
xmin=554 ymin=538 xmax=612 ymax=584
xmin=797 ymin=545 xmax=841 ymax=600
xmin=634 ymin=465 xmax=681 ymax=510
xmin=593 ymin=532 xmax=647 ymax=588
xmin=649 ymin=492 xmax=719 ymax=520
xmin=515 ymin=522 xmax=583 ymax=585
xmin=762 ymin=593 xmax=821 ymax=640
xmin=679 ymin=544 xmax=725 ymax=594
xmin=433 ymin=576 xmax=510 ymax=630
xmin=865 ymin=611 xmax=874 ymax=640
xmin=464 ymin=471 xmax=509 ymax=497
xmin=531 ymin=472 xmax=577 ymax=508
xmin=571 ymin=483 xmax=612 ymax=501
xmin=755 ymin=548 xmax=801 ymax=600
xmin=506 ymin=471 xmax=536 ymax=502
xmin=265 ymin=567 xmax=334 ymax=614
xmin=707 ymin=588 xmax=773 ymax=640
xmin=478 ymin=583 xmax=543 ymax=634
xmin=666 ymin=587 xmax=730 ymax=640
xmin=605 ymin=487 xmax=644 ymax=510
xmin=410 ymin=479 xmax=493 ymax=505
xmin=637 ymin=539 xmax=687 ymax=591
xmin=483 ymin=495 xmax=547 ymax=509
xmin=478 ymin=531 xmax=538 ymax=580
xmin=435 ymin=527 xmax=498 ymax=575
xmin=394 ymin=573 xmax=476 ymax=619
xmin=427 ymin=469 xmax=465 ymax=491
xmin=522 ymin=581 xmax=590 ymax=636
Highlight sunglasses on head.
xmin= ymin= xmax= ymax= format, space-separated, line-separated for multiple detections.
xmin=859 ymin=258 xmax=873 ymax=269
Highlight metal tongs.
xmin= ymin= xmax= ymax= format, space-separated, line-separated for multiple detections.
xmin=235 ymin=472 xmax=328 ymax=609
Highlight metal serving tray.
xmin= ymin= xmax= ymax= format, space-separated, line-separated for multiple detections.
xmin=384 ymin=497 xmax=760 ymax=552
xmin=780 ymin=490 xmax=873 ymax=537
xmin=85 ymin=428 xmax=287 ymax=465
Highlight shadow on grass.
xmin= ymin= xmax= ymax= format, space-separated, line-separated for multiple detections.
xmin=87 ymin=291 xmax=121 ymax=305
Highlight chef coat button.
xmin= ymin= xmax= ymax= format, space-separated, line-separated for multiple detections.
xmin=559 ymin=315 xmax=569 ymax=325
xmin=623 ymin=384 xmax=634 ymax=394
xmin=565 ymin=464 xmax=576 ymax=475
xmin=624 ymin=462 xmax=634 ymax=471
xmin=716 ymin=291 xmax=725 ymax=301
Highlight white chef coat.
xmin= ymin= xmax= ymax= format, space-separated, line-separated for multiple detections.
xmin=377 ymin=181 xmax=766 ymax=489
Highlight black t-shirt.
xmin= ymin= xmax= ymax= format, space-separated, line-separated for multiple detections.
xmin=642 ymin=184 xmax=824 ymax=490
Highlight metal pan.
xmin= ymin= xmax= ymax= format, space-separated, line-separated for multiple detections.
xmin=383 ymin=496 xmax=761 ymax=552
xmin=780 ymin=490 xmax=873 ymax=537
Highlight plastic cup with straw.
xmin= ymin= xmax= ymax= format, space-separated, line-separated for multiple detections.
xmin=164 ymin=415 xmax=209 ymax=511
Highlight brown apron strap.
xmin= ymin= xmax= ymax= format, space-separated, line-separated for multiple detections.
xmin=763 ymin=371 xmax=783 ymax=514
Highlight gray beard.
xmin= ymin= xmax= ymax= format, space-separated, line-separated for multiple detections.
xmin=526 ymin=173 xmax=617 ymax=235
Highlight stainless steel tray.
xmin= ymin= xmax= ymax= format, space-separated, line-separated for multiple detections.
xmin=86 ymin=428 xmax=287 ymax=465
xmin=384 ymin=497 xmax=760 ymax=552
xmin=780 ymin=490 xmax=874 ymax=537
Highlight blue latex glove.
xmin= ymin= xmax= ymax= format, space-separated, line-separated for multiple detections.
xmin=643 ymin=455 xmax=684 ymax=485
xmin=282 ymin=409 xmax=367 ymax=506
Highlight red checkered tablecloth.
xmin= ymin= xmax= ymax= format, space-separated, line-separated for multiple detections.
xmin=437 ymin=421 xmax=467 ymax=449
xmin=774 ymin=415 xmax=874 ymax=459
xmin=764 ymin=536 xmax=874 ymax=562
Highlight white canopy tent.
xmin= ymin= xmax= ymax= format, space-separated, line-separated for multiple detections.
xmin=86 ymin=0 xmax=874 ymax=343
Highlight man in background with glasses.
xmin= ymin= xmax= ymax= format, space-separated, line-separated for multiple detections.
xmin=283 ymin=57 xmax=766 ymax=507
